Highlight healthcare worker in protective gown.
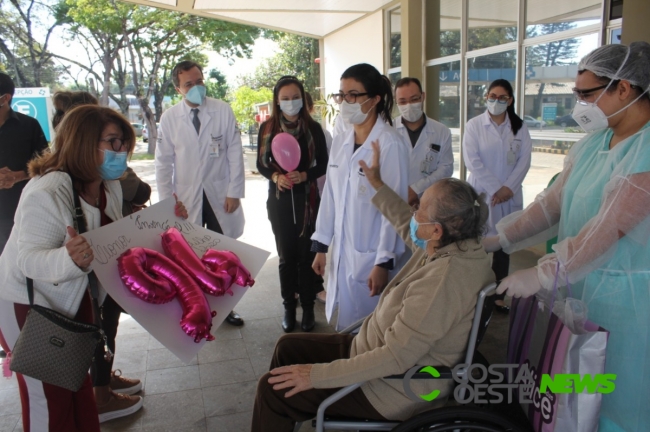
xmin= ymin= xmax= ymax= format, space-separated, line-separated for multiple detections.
xmin=484 ymin=42 xmax=650 ymax=432
xmin=311 ymin=63 xmax=410 ymax=331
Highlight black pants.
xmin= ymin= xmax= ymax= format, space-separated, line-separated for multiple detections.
xmin=91 ymin=295 xmax=123 ymax=387
xmin=492 ymin=249 xmax=510 ymax=301
xmin=251 ymin=334 xmax=386 ymax=432
xmin=203 ymin=191 xmax=223 ymax=234
xmin=267 ymin=190 xmax=319 ymax=308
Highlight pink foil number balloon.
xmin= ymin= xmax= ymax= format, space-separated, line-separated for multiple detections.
xmin=202 ymin=249 xmax=255 ymax=291
xmin=117 ymin=247 xmax=216 ymax=342
xmin=161 ymin=228 xmax=254 ymax=296
xmin=271 ymin=132 xmax=301 ymax=172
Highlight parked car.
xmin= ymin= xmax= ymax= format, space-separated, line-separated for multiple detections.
xmin=554 ymin=114 xmax=579 ymax=128
xmin=523 ymin=115 xmax=546 ymax=129
xmin=131 ymin=123 xmax=144 ymax=137
xmin=142 ymin=123 xmax=159 ymax=143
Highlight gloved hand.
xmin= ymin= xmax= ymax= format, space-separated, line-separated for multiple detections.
xmin=482 ymin=235 xmax=502 ymax=253
xmin=496 ymin=267 xmax=543 ymax=298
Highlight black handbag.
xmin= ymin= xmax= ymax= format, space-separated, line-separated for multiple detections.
xmin=9 ymin=176 xmax=111 ymax=392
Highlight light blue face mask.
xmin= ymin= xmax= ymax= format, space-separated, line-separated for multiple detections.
xmin=409 ymin=215 xmax=438 ymax=250
xmin=186 ymin=85 xmax=206 ymax=105
xmin=99 ymin=149 xmax=128 ymax=180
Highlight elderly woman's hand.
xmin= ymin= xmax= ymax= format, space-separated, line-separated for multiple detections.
xmin=268 ymin=364 xmax=313 ymax=397
xmin=359 ymin=140 xmax=384 ymax=190
xmin=65 ymin=226 xmax=93 ymax=269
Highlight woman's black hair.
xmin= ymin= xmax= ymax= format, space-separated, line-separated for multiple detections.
xmin=340 ymin=63 xmax=394 ymax=126
xmin=426 ymin=178 xmax=489 ymax=249
xmin=488 ymin=79 xmax=523 ymax=135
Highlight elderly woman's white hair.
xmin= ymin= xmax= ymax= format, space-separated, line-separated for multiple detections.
xmin=578 ymin=41 xmax=650 ymax=91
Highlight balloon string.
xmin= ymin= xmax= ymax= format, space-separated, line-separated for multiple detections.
xmin=291 ymin=189 xmax=296 ymax=224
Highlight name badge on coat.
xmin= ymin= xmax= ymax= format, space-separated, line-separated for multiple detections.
xmin=210 ymin=134 xmax=222 ymax=158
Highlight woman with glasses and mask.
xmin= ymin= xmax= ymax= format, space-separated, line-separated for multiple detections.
xmin=257 ymin=76 xmax=329 ymax=333
xmin=462 ymin=79 xmax=532 ymax=313
xmin=52 ymin=91 xmax=151 ymax=423
xmin=311 ymin=63 xmax=410 ymax=332
xmin=484 ymin=42 xmax=650 ymax=432
xmin=0 ymin=106 xmax=187 ymax=431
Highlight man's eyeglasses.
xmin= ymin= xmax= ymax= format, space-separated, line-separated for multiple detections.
xmin=101 ymin=137 xmax=127 ymax=152
xmin=331 ymin=92 xmax=369 ymax=104
xmin=486 ymin=94 xmax=510 ymax=103
xmin=396 ymin=95 xmax=423 ymax=106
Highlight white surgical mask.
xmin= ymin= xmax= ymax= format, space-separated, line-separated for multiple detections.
xmin=570 ymin=45 xmax=649 ymax=133
xmin=279 ymin=99 xmax=303 ymax=117
xmin=486 ymin=99 xmax=508 ymax=116
xmin=571 ymin=88 xmax=649 ymax=133
xmin=399 ymin=102 xmax=424 ymax=123
xmin=339 ymin=99 xmax=372 ymax=125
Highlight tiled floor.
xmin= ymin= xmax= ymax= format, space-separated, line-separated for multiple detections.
xmin=0 ymin=151 xmax=544 ymax=432
xmin=0 ymin=249 xmax=539 ymax=432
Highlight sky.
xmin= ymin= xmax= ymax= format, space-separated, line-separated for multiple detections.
xmin=207 ymin=38 xmax=280 ymax=87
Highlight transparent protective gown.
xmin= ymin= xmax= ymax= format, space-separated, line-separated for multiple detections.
xmin=496 ymin=122 xmax=650 ymax=432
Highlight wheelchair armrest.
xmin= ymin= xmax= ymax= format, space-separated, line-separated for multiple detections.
xmin=384 ymin=366 xmax=453 ymax=380
xmin=339 ymin=316 xmax=367 ymax=334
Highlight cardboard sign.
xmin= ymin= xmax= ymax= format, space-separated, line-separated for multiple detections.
xmin=82 ymin=198 xmax=270 ymax=363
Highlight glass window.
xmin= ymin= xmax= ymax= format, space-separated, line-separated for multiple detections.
xmin=610 ymin=0 xmax=623 ymax=20
xmin=520 ymin=33 xmax=598 ymax=206
xmin=524 ymin=32 xmax=598 ymax=135
xmin=426 ymin=61 xmax=461 ymax=178
xmin=426 ymin=61 xmax=462 ymax=129
xmin=468 ymin=0 xmax=518 ymax=51
xmin=466 ymin=50 xmax=517 ymax=120
xmin=426 ymin=0 xmax=461 ymax=59
xmin=388 ymin=71 xmax=402 ymax=87
xmin=609 ymin=27 xmax=622 ymax=44
xmin=390 ymin=8 xmax=401 ymax=69
xmin=526 ymin=0 xmax=601 ymax=36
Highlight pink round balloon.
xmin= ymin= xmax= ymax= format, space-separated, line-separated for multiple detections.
xmin=117 ymin=246 xmax=216 ymax=343
xmin=271 ymin=132 xmax=301 ymax=172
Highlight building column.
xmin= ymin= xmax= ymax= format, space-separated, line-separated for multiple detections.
xmin=400 ymin=0 xmax=423 ymax=81
xmin=621 ymin=0 xmax=650 ymax=44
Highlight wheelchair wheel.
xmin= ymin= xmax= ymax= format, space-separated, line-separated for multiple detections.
xmin=390 ymin=405 xmax=529 ymax=432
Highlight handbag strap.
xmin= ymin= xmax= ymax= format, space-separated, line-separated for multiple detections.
xmin=25 ymin=172 xmax=103 ymax=331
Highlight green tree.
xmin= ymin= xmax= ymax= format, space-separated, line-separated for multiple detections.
xmin=241 ymin=33 xmax=320 ymax=96
xmin=0 ymin=0 xmax=65 ymax=87
xmin=205 ymin=68 xmax=228 ymax=101
xmin=229 ymin=86 xmax=272 ymax=130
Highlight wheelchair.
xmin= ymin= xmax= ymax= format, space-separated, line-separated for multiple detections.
xmin=295 ymin=282 xmax=532 ymax=432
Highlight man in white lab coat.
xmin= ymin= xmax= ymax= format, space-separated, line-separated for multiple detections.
xmin=393 ymin=77 xmax=454 ymax=207
xmin=155 ymin=60 xmax=246 ymax=326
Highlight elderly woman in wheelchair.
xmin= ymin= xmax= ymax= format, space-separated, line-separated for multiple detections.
xmin=251 ymin=141 xmax=496 ymax=432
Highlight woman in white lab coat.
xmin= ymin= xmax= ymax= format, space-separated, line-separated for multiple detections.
xmin=462 ymin=79 xmax=531 ymax=312
xmin=312 ymin=63 xmax=410 ymax=331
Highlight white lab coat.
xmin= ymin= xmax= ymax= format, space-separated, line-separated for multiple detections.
xmin=312 ymin=118 xmax=410 ymax=330
xmin=462 ymin=111 xmax=532 ymax=236
xmin=394 ymin=116 xmax=454 ymax=195
xmin=155 ymin=97 xmax=245 ymax=238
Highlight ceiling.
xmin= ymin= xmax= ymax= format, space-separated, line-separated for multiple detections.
xmin=120 ymin=0 xmax=397 ymax=38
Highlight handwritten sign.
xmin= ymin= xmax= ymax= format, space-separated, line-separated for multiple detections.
xmin=83 ymin=198 xmax=270 ymax=363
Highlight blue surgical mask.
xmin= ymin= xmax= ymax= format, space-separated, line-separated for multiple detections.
xmin=186 ymin=85 xmax=206 ymax=105
xmin=99 ymin=149 xmax=128 ymax=180
xmin=409 ymin=215 xmax=437 ymax=250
